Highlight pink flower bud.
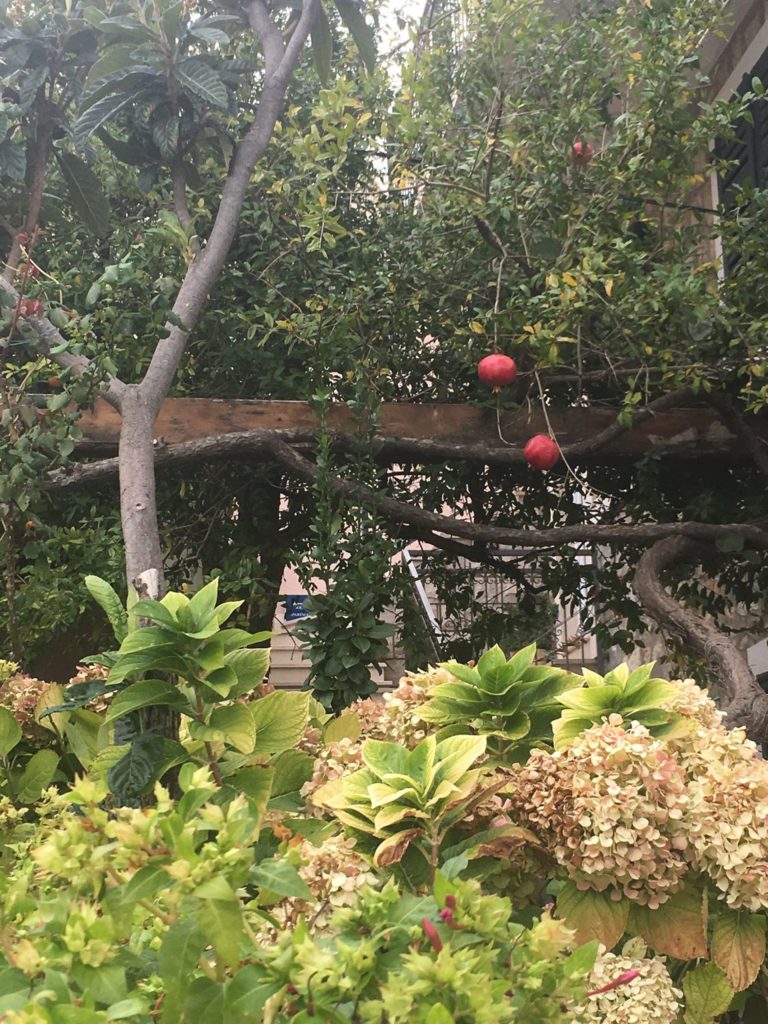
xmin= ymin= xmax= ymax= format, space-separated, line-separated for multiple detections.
xmin=587 ymin=969 xmax=640 ymax=997
xmin=421 ymin=917 xmax=443 ymax=952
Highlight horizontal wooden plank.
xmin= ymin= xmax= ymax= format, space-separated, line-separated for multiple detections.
xmin=71 ymin=396 xmax=764 ymax=461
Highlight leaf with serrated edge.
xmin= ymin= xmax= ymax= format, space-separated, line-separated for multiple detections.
xmin=711 ymin=909 xmax=766 ymax=992
xmin=558 ymin=882 xmax=629 ymax=949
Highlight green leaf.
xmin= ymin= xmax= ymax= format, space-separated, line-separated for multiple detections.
xmin=198 ymin=898 xmax=242 ymax=971
xmin=73 ymin=91 xmax=138 ymax=150
xmin=104 ymin=679 xmax=189 ymax=722
xmin=227 ymin=765 xmax=273 ymax=816
xmin=0 ymin=707 xmax=21 ymax=758
xmin=175 ymin=59 xmax=228 ymax=110
xmin=683 ymin=963 xmax=734 ymax=1024
xmin=223 ymin=966 xmax=281 ymax=1024
xmin=251 ymin=691 xmax=309 ymax=754
xmin=324 ymin=711 xmax=361 ymax=744
xmin=16 ymin=749 xmax=58 ymax=803
xmin=310 ymin=5 xmax=333 ymax=85
xmin=335 ymin=0 xmax=376 ymax=74
xmin=557 ymin=882 xmax=629 ymax=950
xmin=85 ymin=575 xmax=127 ymax=641
xmin=87 ymin=743 xmax=130 ymax=784
xmin=208 ymin=704 xmax=256 ymax=754
xmin=250 ymin=857 xmax=313 ymax=900
xmin=159 ymin=918 xmax=206 ymax=1024
xmin=188 ymin=578 xmax=220 ymax=630
xmin=107 ymin=734 xmax=168 ymax=801
xmin=269 ymin=749 xmax=314 ymax=797
xmin=184 ymin=978 xmax=224 ymax=1024
xmin=226 ymin=648 xmax=270 ymax=698
xmin=56 ymin=152 xmax=111 ymax=237
xmin=711 ymin=909 xmax=766 ymax=992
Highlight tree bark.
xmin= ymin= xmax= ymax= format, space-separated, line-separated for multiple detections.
xmin=119 ymin=387 xmax=164 ymax=596
xmin=633 ymin=535 xmax=768 ymax=742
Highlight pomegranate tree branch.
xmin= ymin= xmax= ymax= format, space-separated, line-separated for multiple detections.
xmin=268 ymin=437 xmax=768 ymax=550
xmin=633 ymin=536 xmax=768 ymax=742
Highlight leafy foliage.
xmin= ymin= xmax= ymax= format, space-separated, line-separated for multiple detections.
xmin=420 ymin=644 xmax=578 ymax=760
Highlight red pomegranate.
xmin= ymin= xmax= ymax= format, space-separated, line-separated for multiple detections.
xmin=524 ymin=434 xmax=560 ymax=470
xmin=477 ymin=353 xmax=517 ymax=389
xmin=18 ymin=298 xmax=44 ymax=318
xmin=571 ymin=140 xmax=594 ymax=165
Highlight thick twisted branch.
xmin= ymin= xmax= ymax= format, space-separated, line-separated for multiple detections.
xmin=634 ymin=536 xmax=768 ymax=742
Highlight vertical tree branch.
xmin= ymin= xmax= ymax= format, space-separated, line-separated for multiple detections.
xmin=138 ymin=0 xmax=319 ymax=416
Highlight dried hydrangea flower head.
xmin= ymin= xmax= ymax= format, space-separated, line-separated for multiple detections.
xmin=0 ymin=671 xmax=51 ymax=740
xmin=510 ymin=717 xmax=689 ymax=907
xmin=577 ymin=946 xmax=682 ymax=1024
xmin=254 ymin=833 xmax=378 ymax=939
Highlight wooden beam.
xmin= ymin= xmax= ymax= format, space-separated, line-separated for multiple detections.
xmin=70 ymin=396 xmax=763 ymax=461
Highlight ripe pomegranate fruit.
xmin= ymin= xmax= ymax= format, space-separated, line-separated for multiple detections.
xmin=47 ymin=376 xmax=61 ymax=389
xmin=524 ymin=434 xmax=560 ymax=470
xmin=18 ymin=298 xmax=44 ymax=318
xmin=571 ymin=140 xmax=594 ymax=165
xmin=477 ymin=353 xmax=517 ymax=389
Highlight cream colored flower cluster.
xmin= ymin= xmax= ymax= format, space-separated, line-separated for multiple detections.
xmin=510 ymin=717 xmax=690 ymax=907
xmin=661 ymin=679 xmax=768 ymax=911
xmin=577 ymin=948 xmax=682 ymax=1024
xmin=256 ymin=833 xmax=378 ymax=938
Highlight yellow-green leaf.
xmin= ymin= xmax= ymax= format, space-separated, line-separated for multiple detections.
xmin=557 ymin=882 xmax=629 ymax=949
xmin=683 ymin=963 xmax=733 ymax=1024
xmin=629 ymin=882 xmax=707 ymax=960
xmin=711 ymin=909 xmax=766 ymax=992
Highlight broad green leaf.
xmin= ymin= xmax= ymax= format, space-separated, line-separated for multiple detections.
xmin=558 ymin=881 xmax=629 ymax=949
xmin=0 ymin=707 xmax=21 ymax=758
xmin=104 ymin=679 xmax=189 ymax=722
xmin=198 ymin=898 xmax=242 ymax=971
xmin=73 ymin=91 xmax=138 ymax=150
xmin=477 ymin=645 xmax=507 ymax=675
xmin=106 ymin=997 xmax=149 ymax=1020
xmin=188 ymin=578 xmax=220 ymax=630
xmin=208 ymin=704 xmax=256 ymax=754
xmin=556 ymin=685 xmax=622 ymax=712
xmin=251 ymin=691 xmax=309 ymax=754
xmin=129 ymin=598 xmax=181 ymax=630
xmin=183 ymin=978 xmax=224 ymax=1024
xmin=64 ymin=708 xmax=106 ymax=768
xmin=226 ymin=648 xmax=270 ymax=697
xmin=711 ymin=909 xmax=766 ymax=991
xmin=223 ymin=965 xmax=281 ymax=1024
xmin=85 ymin=575 xmax=127 ymax=641
xmin=228 ymin=765 xmax=273 ymax=816
xmin=204 ymin=664 xmax=238 ymax=697
xmin=269 ymin=749 xmax=314 ymax=797
xmin=56 ymin=152 xmax=111 ymax=237
xmin=683 ymin=963 xmax=734 ymax=1024
xmin=88 ymin=743 xmax=130 ymax=783
xmin=16 ymin=749 xmax=58 ymax=803
xmin=250 ymin=858 xmax=313 ymax=899
xmin=159 ymin=918 xmax=206 ymax=1024
xmin=324 ymin=711 xmax=361 ymax=744
xmin=175 ymin=58 xmax=228 ymax=109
